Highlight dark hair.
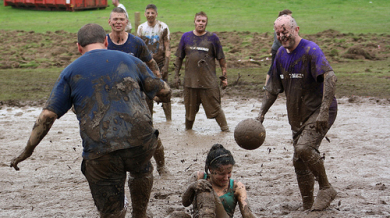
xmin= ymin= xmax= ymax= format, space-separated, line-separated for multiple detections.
xmin=278 ymin=9 xmax=292 ymax=17
xmin=205 ymin=144 xmax=235 ymax=176
xmin=145 ymin=4 xmax=157 ymax=12
xmin=194 ymin=11 xmax=208 ymax=22
xmin=77 ymin=23 xmax=106 ymax=47
xmin=111 ymin=7 xmax=128 ymax=18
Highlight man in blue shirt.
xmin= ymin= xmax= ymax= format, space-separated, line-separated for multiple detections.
xmin=107 ymin=7 xmax=170 ymax=176
xmin=10 ymin=23 xmax=171 ymax=217
xmin=258 ymin=15 xmax=338 ymax=211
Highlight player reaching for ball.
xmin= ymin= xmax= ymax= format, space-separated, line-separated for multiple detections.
xmin=257 ymin=15 xmax=338 ymax=211
xmin=167 ymin=144 xmax=257 ymax=218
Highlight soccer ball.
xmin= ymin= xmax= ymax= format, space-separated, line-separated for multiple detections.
xmin=234 ymin=118 xmax=266 ymax=150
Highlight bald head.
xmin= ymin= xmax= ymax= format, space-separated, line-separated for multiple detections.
xmin=274 ymin=15 xmax=301 ymax=52
xmin=274 ymin=15 xmax=298 ymax=31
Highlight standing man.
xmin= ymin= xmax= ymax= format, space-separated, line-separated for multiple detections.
xmin=111 ymin=0 xmax=132 ymax=33
xmin=257 ymin=15 xmax=338 ymax=211
xmin=10 ymin=23 xmax=171 ymax=217
xmin=174 ymin=11 xmax=229 ymax=132
xmin=107 ymin=7 xmax=169 ymax=176
xmin=137 ymin=4 xmax=172 ymax=121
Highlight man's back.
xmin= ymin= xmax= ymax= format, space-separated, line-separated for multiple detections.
xmin=45 ymin=49 xmax=160 ymax=159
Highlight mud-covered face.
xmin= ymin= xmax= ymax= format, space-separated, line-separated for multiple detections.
xmin=209 ymin=164 xmax=233 ymax=187
xmin=194 ymin=15 xmax=207 ymax=34
xmin=109 ymin=12 xmax=128 ymax=32
xmin=145 ymin=9 xmax=157 ymax=25
xmin=275 ymin=22 xmax=297 ymax=50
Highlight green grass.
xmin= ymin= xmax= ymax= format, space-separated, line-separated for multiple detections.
xmin=1 ymin=0 xmax=390 ymax=102
xmin=0 ymin=68 xmax=60 ymax=101
xmin=1 ymin=0 xmax=390 ymax=33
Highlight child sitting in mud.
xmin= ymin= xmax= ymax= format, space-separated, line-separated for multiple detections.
xmin=168 ymin=144 xmax=257 ymax=218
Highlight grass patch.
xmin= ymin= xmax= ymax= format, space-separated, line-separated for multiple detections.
xmin=1 ymin=0 xmax=389 ymax=34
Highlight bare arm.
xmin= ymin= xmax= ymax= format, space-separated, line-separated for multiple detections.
xmin=316 ymin=71 xmax=337 ymax=133
xmin=235 ymin=181 xmax=257 ymax=218
xmin=10 ymin=109 xmax=57 ymax=170
xmin=173 ymin=56 xmax=183 ymax=88
xmin=146 ymin=58 xmax=161 ymax=79
xmin=219 ymin=58 xmax=228 ymax=89
xmin=257 ymin=90 xmax=278 ymax=123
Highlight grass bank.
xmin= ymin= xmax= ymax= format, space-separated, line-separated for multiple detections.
xmin=1 ymin=0 xmax=389 ymax=34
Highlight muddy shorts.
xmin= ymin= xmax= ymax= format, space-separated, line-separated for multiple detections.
xmin=81 ymin=134 xmax=158 ymax=214
xmin=292 ymin=109 xmax=336 ymax=150
xmin=184 ymin=87 xmax=221 ymax=121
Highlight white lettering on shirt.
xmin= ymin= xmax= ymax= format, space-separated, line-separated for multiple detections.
xmin=190 ymin=47 xmax=209 ymax=52
xmin=280 ymin=74 xmax=304 ymax=79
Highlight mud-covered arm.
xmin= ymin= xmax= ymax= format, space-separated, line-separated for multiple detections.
xmin=154 ymin=81 xmax=171 ymax=103
xmin=173 ymin=57 xmax=183 ymax=88
xmin=257 ymin=90 xmax=278 ymax=123
xmin=182 ymin=171 xmax=201 ymax=207
xmin=316 ymin=71 xmax=337 ymax=133
xmin=218 ymin=58 xmax=228 ymax=89
xmin=146 ymin=58 xmax=162 ymax=79
xmin=161 ymin=34 xmax=171 ymax=76
xmin=10 ymin=109 xmax=57 ymax=171
xmin=235 ymin=181 xmax=257 ymax=218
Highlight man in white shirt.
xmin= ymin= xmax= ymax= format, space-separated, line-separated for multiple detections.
xmin=137 ymin=4 xmax=172 ymax=121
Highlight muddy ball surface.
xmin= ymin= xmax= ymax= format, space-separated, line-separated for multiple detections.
xmin=234 ymin=118 xmax=266 ymax=150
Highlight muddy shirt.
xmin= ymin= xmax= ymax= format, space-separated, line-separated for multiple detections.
xmin=175 ymin=31 xmax=225 ymax=89
xmin=137 ymin=20 xmax=170 ymax=68
xmin=107 ymin=33 xmax=152 ymax=63
xmin=45 ymin=49 xmax=163 ymax=160
xmin=268 ymin=39 xmax=337 ymax=132
xmin=203 ymin=173 xmax=237 ymax=217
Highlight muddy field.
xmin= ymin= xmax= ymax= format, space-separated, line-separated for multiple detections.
xmin=1 ymin=29 xmax=390 ymax=217
xmin=1 ymin=29 xmax=389 ymax=70
xmin=1 ymin=95 xmax=390 ymax=217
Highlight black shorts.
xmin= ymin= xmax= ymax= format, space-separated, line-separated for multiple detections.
xmin=81 ymin=134 xmax=157 ymax=214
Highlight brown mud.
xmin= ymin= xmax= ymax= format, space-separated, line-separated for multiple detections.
xmin=1 ymin=29 xmax=388 ymax=70
xmin=1 ymin=96 xmax=389 ymax=217
xmin=1 ymin=29 xmax=390 ymax=217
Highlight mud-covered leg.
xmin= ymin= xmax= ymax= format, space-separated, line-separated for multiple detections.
xmin=196 ymin=191 xmax=216 ymax=218
xmin=294 ymin=126 xmax=337 ymax=211
xmin=128 ymin=169 xmax=154 ymax=217
xmin=293 ymin=156 xmax=315 ymax=210
xmin=215 ymin=109 xmax=229 ymax=132
xmin=153 ymin=138 xmax=169 ymax=176
xmin=185 ymin=119 xmax=194 ymax=130
xmin=162 ymin=102 xmax=172 ymax=121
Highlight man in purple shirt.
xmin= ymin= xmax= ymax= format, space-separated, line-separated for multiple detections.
xmin=174 ymin=11 xmax=229 ymax=132
xmin=257 ymin=15 xmax=338 ymax=211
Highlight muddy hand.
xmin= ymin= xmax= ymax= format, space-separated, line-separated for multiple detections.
xmin=174 ymin=77 xmax=181 ymax=89
xmin=256 ymin=114 xmax=265 ymax=123
xmin=10 ymin=157 xmax=22 ymax=171
xmin=219 ymin=76 xmax=227 ymax=90
xmin=153 ymin=96 xmax=161 ymax=105
xmin=315 ymin=112 xmax=329 ymax=134
xmin=191 ymin=179 xmax=213 ymax=193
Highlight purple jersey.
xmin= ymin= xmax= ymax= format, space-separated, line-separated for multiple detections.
xmin=175 ymin=31 xmax=225 ymax=88
xmin=268 ymin=39 xmax=337 ymax=131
